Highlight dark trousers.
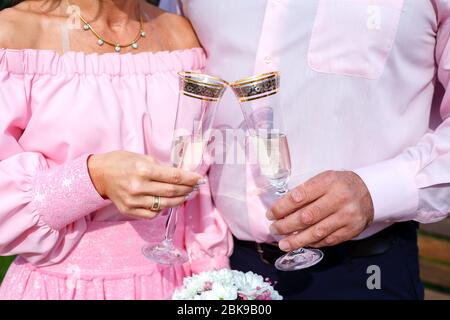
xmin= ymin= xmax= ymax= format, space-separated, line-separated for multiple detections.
xmin=230 ymin=222 xmax=424 ymax=300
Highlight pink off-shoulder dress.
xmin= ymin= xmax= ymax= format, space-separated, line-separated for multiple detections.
xmin=0 ymin=47 xmax=232 ymax=300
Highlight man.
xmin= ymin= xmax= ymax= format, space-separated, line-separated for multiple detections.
xmin=161 ymin=0 xmax=450 ymax=299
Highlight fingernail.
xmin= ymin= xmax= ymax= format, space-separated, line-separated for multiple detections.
xmin=279 ymin=240 xmax=291 ymax=252
xmin=266 ymin=210 xmax=275 ymax=221
xmin=197 ymin=178 xmax=207 ymax=185
xmin=185 ymin=193 xmax=192 ymax=201
xmin=269 ymin=224 xmax=278 ymax=235
xmin=193 ymin=185 xmax=200 ymax=191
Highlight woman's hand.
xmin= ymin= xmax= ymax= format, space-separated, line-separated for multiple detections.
xmin=87 ymin=151 xmax=203 ymax=219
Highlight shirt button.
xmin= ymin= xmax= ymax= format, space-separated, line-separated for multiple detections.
xmin=264 ymin=56 xmax=272 ymax=64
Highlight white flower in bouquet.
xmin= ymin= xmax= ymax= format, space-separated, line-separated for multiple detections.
xmin=172 ymin=269 xmax=283 ymax=300
xmin=231 ymin=270 xmax=282 ymax=300
xmin=201 ymin=283 xmax=238 ymax=300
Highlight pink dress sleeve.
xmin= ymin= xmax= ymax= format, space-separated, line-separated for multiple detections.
xmin=183 ymin=183 xmax=233 ymax=274
xmin=0 ymin=72 xmax=109 ymax=266
xmin=354 ymin=1 xmax=450 ymax=225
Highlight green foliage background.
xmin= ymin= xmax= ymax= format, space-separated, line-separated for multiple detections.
xmin=0 ymin=256 xmax=15 ymax=283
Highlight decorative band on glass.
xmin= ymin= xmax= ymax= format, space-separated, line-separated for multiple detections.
xmin=179 ymin=72 xmax=228 ymax=102
xmin=230 ymin=72 xmax=280 ymax=102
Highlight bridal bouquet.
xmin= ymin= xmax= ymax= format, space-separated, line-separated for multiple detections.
xmin=172 ymin=269 xmax=283 ymax=300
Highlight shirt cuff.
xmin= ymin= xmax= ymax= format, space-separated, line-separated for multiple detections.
xmin=32 ymin=154 xmax=110 ymax=230
xmin=353 ymin=158 xmax=419 ymax=224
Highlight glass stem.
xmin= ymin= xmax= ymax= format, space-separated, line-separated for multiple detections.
xmin=163 ymin=205 xmax=180 ymax=243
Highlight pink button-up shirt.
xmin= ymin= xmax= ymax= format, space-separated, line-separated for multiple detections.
xmin=161 ymin=0 xmax=450 ymax=243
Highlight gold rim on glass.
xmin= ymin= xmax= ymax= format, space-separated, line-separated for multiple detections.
xmin=179 ymin=72 xmax=229 ymax=88
xmin=230 ymin=72 xmax=280 ymax=102
xmin=179 ymin=72 xmax=228 ymax=101
xmin=230 ymin=72 xmax=279 ymax=87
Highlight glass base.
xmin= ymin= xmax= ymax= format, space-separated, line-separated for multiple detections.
xmin=142 ymin=240 xmax=188 ymax=265
xmin=275 ymin=248 xmax=324 ymax=271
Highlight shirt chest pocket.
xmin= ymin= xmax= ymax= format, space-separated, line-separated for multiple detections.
xmin=308 ymin=0 xmax=405 ymax=79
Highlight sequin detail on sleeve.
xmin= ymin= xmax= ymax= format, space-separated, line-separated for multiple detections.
xmin=31 ymin=154 xmax=110 ymax=230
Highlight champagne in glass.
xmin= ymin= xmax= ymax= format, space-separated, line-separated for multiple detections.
xmin=253 ymin=132 xmax=291 ymax=195
xmin=231 ymin=72 xmax=324 ymax=271
xmin=142 ymin=72 xmax=228 ymax=265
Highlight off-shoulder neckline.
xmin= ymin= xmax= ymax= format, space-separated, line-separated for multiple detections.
xmin=0 ymin=47 xmax=205 ymax=76
xmin=0 ymin=47 xmax=204 ymax=59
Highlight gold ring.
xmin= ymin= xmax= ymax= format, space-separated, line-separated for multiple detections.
xmin=150 ymin=196 xmax=161 ymax=212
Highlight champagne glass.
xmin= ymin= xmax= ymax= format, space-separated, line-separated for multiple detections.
xmin=230 ymin=72 xmax=324 ymax=271
xmin=142 ymin=72 xmax=228 ymax=265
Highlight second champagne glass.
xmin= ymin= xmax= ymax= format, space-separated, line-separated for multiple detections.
xmin=142 ymin=72 xmax=228 ymax=265
xmin=230 ymin=72 xmax=324 ymax=271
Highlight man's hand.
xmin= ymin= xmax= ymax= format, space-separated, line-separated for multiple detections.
xmin=267 ymin=171 xmax=374 ymax=251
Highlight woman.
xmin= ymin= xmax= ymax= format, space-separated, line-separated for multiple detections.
xmin=0 ymin=0 xmax=231 ymax=300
